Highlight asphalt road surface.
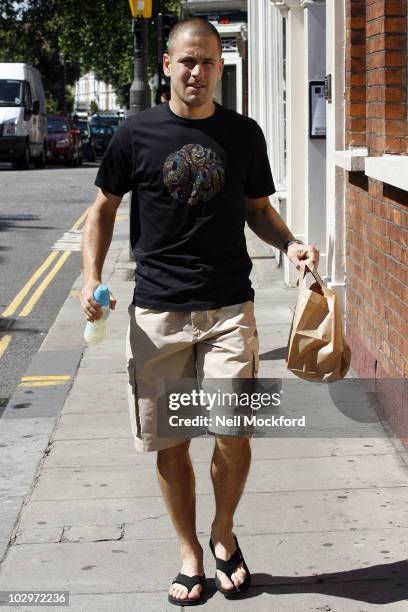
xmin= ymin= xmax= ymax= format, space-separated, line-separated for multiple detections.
xmin=0 ymin=161 xmax=102 ymax=413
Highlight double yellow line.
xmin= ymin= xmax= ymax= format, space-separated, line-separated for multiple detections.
xmin=19 ymin=375 xmax=72 ymax=388
xmin=0 ymin=209 xmax=88 ymax=359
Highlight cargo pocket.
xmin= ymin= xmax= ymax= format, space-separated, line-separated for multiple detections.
xmin=126 ymin=359 xmax=142 ymax=439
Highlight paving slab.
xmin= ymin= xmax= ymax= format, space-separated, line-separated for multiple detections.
xmin=41 ymin=437 xmax=398 ymax=470
xmin=13 ymin=484 xmax=408 ymax=539
xmin=27 ymin=452 xmax=408 ymax=504
xmin=0 ymin=418 xmax=55 ymax=498
xmin=7 ymin=588 xmax=407 ymax=612
xmin=1 ymin=531 xmax=408 ymax=594
xmin=2 ymin=229 xmax=408 ymax=612
xmin=52 ymin=412 xmax=131 ymax=441
xmin=0 ymin=498 xmax=25 ymax=562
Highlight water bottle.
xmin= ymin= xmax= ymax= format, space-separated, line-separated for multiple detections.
xmin=84 ymin=284 xmax=110 ymax=345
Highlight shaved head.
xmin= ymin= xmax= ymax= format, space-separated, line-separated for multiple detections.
xmin=167 ymin=17 xmax=222 ymax=57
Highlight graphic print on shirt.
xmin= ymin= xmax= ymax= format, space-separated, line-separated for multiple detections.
xmin=163 ymin=143 xmax=225 ymax=206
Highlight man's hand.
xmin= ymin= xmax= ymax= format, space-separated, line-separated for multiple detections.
xmin=80 ymin=280 xmax=117 ymax=322
xmin=287 ymin=243 xmax=320 ymax=271
xmin=80 ymin=188 xmax=121 ymax=322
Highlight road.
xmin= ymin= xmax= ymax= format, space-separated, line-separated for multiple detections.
xmin=0 ymin=162 xmax=101 ymax=413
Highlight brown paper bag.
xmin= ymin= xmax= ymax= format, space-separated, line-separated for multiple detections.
xmin=286 ymin=264 xmax=351 ymax=382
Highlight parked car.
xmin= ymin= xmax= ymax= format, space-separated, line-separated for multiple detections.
xmin=0 ymin=62 xmax=47 ymax=169
xmin=46 ymin=115 xmax=82 ymax=166
xmin=73 ymin=117 xmax=96 ymax=162
xmin=89 ymin=114 xmax=121 ymax=155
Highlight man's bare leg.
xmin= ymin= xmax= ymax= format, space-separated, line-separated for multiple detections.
xmin=210 ymin=436 xmax=251 ymax=591
xmin=157 ymin=440 xmax=204 ymax=602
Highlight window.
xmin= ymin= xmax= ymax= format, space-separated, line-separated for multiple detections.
xmin=0 ymin=79 xmax=24 ymax=107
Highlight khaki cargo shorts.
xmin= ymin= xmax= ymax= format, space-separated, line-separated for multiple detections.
xmin=125 ymin=301 xmax=259 ymax=453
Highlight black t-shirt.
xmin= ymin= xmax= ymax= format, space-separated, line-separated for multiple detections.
xmin=95 ymin=102 xmax=275 ymax=311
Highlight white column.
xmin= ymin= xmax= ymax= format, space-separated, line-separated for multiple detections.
xmin=304 ymin=3 xmax=327 ymax=270
xmin=285 ymin=5 xmax=306 ymax=286
xmin=325 ymin=0 xmax=346 ymax=311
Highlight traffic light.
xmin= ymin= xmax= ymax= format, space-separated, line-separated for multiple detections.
xmin=128 ymin=0 xmax=152 ymax=18
xmin=157 ymin=11 xmax=178 ymax=61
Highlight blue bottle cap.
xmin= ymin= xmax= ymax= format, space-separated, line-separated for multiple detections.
xmin=93 ymin=284 xmax=110 ymax=306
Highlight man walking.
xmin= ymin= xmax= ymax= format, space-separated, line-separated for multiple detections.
xmin=80 ymin=18 xmax=319 ymax=606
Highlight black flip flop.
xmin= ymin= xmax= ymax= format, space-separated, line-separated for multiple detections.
xmin=168 ymin=572 xmax=206 ymax=606
xmin=209 ymin=534 xmax=251 ymax=598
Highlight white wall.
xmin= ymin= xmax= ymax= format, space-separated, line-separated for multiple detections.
xmin=74 ymin=73 xmax=120 ymax=112
xmin=304 ymin=4 xmax=327 ymax=263
xmin=325 ymin=0 xmax=346 ymax=311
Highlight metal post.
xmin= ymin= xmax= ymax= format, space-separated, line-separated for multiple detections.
xmin=128 ymin=17 xmax=151 ymax=115
xmin=128 ymin=17 xmax=151 ymax=260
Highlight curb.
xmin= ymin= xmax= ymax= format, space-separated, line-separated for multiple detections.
xmin=0 ymin=216 xmax=130 ymax=565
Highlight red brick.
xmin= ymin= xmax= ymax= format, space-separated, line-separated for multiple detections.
xmin=366 ymin=3 xmax=385 ymax=21
xmin=349 ymin=133 xmax=368 ymax=148
xmin=367 ymin=51 xmax=386 ymax=69
xmin=384 ymin=17 xmax=408 ymax=33
xmin=387 ymin=291 xmax=408 ymax=322
xmin=347 ymin=15 xmax=366 ymax=29
xmin=386 ymin=253 xmax=408 ymax=282
xmin=385 ymin=272 xmax=406 ymax=300
xmin=384 ymin=34 xmax=408 ymax=50
xmin=385 ymin=103 xmax=406 ymax=119
xmin=387 ymin=309 xmax=408 ymax=338
xmin=349 ymin=73 xmax=366 ymax=86
xmin=350 ymin=44 xmax=366 ymax=58
xmin=385 ymin=50 xmax=406 ymax=67
xmin=384 ymin=68 xmax=407 ymax=85
xmin=367 ymin=19 xmax=384 ymax=37
xmin=349 ymin=1 xmax=366 ymax=17
xmin=350 ymin=102 xmax=367 ymax=116
xmin=367 ymin=133 xmax=386 ymax=152
xmin=390 ymin=239 xmax=408 ymax=264
xmin=367 ymin=101 xmax=385 ymax=117
xmin=348 ymin=56 xmax=367 ymax=72
xmin=384 ymin=86 xmax=407 ymax=102
xmin=372 ymin=216 xmax=389 ymax=235
xmin=385 ymin=119 xmax=407 ymax=137
xmin=384 ymin=1 xmax=408 ymax=17
xmin=347 ymin=117 xmax=367 ymax=131
xmin=366 ymin=85 xmax=382 ymax=101
xmin=349 ymin=29 xmax=366 ymax=45
xmin=396 ymin=209 xmax=408 ymax=229
xmin=367 ymin=50 xmax=406 ymax=69
xmin=388 ymin=224 xmax=408 ymax=247
xmin=372 ymin=198 xmax=391 ymax=219
xmin=367 ymin=68 xmax=407 ymax=85
xmin=349 ymin=87 xmax=366 ymax=102
xmin=367 ymin=118 xmax=385 ymax=136
xmin=384 ymin=137 xmax=405 ymax=153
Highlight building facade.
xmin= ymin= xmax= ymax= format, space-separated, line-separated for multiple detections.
xmin=248 ymin=0 xmax=407 ymax=444
xmin=182 ymin=0 xmax=248 ymax=113
xmin=73 ymin=72 xmax=120 ymax=113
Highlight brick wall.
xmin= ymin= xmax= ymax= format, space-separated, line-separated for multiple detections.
xmin=345 ymin=0 xmax=407 ymax=445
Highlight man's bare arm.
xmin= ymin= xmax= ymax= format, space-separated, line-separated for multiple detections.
xmin=245 ymin=196 xmax=293 ymax=250
xmin=245 ymin=196 xmax=320 ymax=269
xmin=80 ymin=188 xmax=122 ymax=321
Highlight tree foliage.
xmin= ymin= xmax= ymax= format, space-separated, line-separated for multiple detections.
xmin=0 ymin=0 xmax=181 ymax=111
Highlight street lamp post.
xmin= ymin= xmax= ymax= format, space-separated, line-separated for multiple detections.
xmin=127 ymin=1 xmax=152 ymax=260
xmin=128 ymin=17 xmax=151 ymax=116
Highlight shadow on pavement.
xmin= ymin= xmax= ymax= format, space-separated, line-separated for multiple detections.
xmin=200 ymin=560 xmax=408 ymax=605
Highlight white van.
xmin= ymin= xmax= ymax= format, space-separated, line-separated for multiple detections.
xmin=0 ymin=63 xmax=48 ymax=169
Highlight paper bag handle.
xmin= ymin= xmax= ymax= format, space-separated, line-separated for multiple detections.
xmin=298 ymin=262 xmax=325 ymax=287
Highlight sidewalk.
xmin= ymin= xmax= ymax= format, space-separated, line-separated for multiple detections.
xmin=1 ymin=202 xmax=408 ymax=611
